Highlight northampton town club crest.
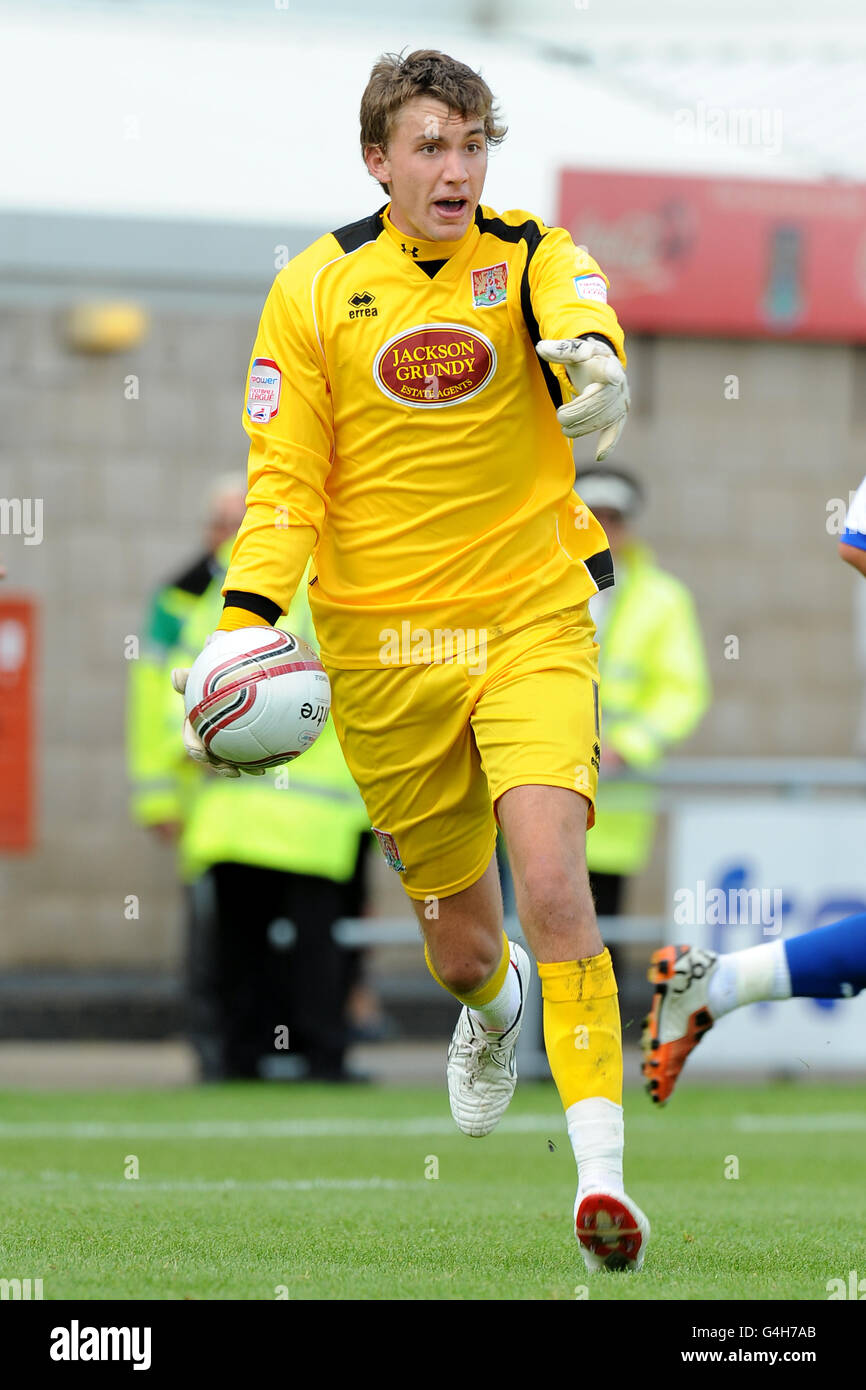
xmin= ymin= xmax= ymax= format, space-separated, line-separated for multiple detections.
xmin=471 ymin=262 xmax=508 ymax=308
xmin=373 ymin=828 xmax=406 ymax=873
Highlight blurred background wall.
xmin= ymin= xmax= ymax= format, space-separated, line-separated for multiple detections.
xmin=0 ymin=0 xmax=864 ymax=989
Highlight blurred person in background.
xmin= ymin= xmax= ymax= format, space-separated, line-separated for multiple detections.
xmin=579 ymin=466 xmax=711 ymax=929
xmin=128 ymin=482 xmax=375 ymax=1081
xmin=128 ymin=475 xmax=247 ymax=847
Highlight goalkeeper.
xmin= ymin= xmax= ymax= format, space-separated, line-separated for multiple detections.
xmin=178 ymin=49 xmax=646 ymax=1273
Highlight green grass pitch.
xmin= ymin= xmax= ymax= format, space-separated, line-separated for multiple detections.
xmin=1 ymin=1080 xmax=863 ymax=1300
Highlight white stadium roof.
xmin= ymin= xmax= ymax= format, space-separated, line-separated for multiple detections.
xmin=3 ymin=0 xmax=866 ymax=233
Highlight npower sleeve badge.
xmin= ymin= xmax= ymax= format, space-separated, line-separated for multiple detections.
xmin=373 ymin=323 xmax=496 ymax=408
xmin=246 ymin=357 xmax=281 ymax=423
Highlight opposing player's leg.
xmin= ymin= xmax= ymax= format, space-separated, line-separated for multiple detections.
xmin=497 ymin=783 xmax=648 ymax=1273
xmin=643 ymin=912 xmax=866 ymax=1104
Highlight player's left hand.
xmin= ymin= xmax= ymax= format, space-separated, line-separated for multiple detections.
xmin=536 ymin=337 xmax=630 ymax=461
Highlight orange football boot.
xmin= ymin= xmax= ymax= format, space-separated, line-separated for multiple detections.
xmin=642 ymin=945 xmax=717 ymax=1104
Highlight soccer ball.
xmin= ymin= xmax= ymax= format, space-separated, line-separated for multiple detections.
xmin=184 ymin=627 xmax=331 ymax=770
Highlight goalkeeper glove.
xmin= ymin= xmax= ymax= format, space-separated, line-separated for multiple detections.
xmin=171 ymin=644 xmax=266 ymax=778
xmin=536 ymin=336 xmax=629 ymax=461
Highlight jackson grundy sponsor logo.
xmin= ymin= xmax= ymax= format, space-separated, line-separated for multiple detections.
xmin=373 ymin=323 xmax=496 ymax=408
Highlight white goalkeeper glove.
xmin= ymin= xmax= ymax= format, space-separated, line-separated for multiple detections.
xmin=171 ymin=643 xmax=266 ymax=779
xmin=536 ymin=336 xmax=630 ymax=461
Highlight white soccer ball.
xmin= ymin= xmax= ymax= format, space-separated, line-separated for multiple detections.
xmin=184 ymin=627 xmax=331 ymax=770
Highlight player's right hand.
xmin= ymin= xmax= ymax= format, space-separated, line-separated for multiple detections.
xmin=170 ymin=664 xmax=242 ymax=777
xmin=173 ymin=633 xmax=271 ymax=778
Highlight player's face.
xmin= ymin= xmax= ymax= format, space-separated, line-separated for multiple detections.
xmin=366 ymin=97 xmax=487 ymax=243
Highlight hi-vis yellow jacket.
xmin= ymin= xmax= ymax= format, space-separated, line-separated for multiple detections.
xmin=587 ymin=542 xmax=711 ymax=876
xmin=126 ymin=552 xmax=217 ymax=829
xmin=223 ymin=203 xmax=626 ymax=668
xmin=127 ymin=544 xmax=369 ymax=884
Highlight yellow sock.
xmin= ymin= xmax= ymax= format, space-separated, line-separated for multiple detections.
xmin=425 ymin=931 xmax=510 ymax=1009
xmin=537 ymin=949 xmax=622 ymax=1110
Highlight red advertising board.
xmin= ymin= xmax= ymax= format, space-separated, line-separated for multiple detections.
xmin=0 ymin=597 xmax=35 ymax=851
xmin=557 ymin=170 xmax=866 ymax=341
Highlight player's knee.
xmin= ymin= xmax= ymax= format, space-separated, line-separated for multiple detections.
xmin=434 ymin=945 xmax=501 ymax=996
xmin=516 ymin=864 xmax=592 ymax=934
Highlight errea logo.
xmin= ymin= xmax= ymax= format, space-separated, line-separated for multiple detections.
xmin=348 ymin=291 xmax=377 ymax=320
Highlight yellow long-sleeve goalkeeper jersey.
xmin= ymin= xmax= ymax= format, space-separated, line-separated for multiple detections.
xmin=223 ymin=202 xmax=626 ymax=669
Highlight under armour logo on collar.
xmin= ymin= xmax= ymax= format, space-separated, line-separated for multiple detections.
xmin=400 ymin=243 xmax=419 ymax=258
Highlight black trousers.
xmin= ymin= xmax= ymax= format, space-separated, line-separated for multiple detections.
xmin=589 ymin=870 xmax=625 ymax=918
xmin=186 ymin=841 xmax=371 ymax=1080
xmin=589 ymin=870 xmax=626 ymax=982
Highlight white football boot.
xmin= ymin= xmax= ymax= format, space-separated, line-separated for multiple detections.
xmin=575 ymin=1189 xmax=651 ymax=1273
xmin=446 ymin=941 xmax=532 ymax=1137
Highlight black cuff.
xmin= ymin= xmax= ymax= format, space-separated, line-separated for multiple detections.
xmin=580 ymin=332 xmax=617 ymax=354
xmin=223 ymin=591 xmax=282 ymax=626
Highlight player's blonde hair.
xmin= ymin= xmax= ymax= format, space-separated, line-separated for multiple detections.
xmin=360 ymin=48 xmax=507 ymax=185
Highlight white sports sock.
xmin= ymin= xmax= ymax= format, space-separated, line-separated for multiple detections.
xmin=469 ymin=949 xmax=522 ymax=1035
xmin=567 ymin=1096 xmax=624 ymax=1198
xmin=707 ymin=940 xmax=792 ymax=1018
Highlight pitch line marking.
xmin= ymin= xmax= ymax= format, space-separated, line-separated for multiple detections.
xmin=0 ymin=1115 xmax=563 ymax=1139
xmin=734 ymin=1113 xmax=866 ymax=1132
xmin=1 ymin=1113 xmax=863 ymax=1140
xmin=0 ymin=1171 xmax=422 ymax=1192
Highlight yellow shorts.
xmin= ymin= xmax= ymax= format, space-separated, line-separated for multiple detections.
xmin=328 ymin=603 xmax=601 ymax=900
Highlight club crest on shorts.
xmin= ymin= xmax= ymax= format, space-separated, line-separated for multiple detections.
xmin=471 ymin=262 xmax=508 ymax=308
xmin=246 ymin=357 xmax=281 ymax=423
xmin=373 ymin=827 xmax=406 ymax=873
